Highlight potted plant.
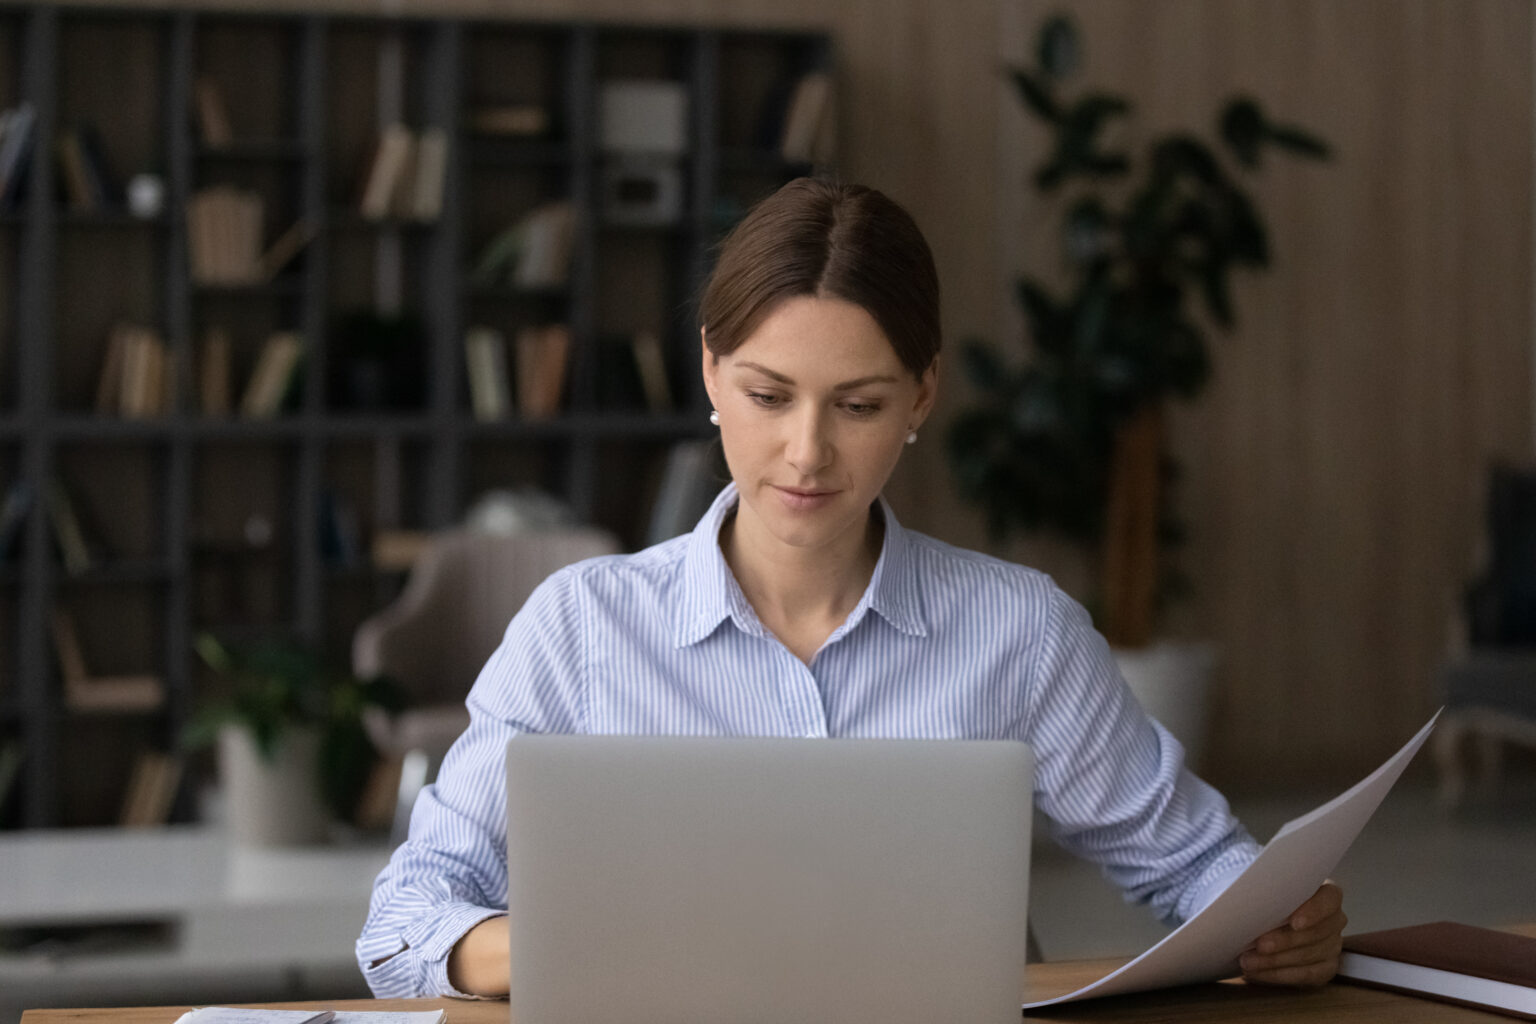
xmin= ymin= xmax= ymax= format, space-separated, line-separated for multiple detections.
xmin=947 ymin=14 xmax=1329 ymax=761
xmin=185 ymin=632 xmax=403 ymax=845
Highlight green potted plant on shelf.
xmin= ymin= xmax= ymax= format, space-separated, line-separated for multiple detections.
xmin=947 ymin=13 xmax=1329 ymax=761
xmin=185 ymin=632 xmax=404 ymax=845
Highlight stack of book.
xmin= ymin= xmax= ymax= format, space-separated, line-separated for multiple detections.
xmin=188 ymin=186 xmax=264 ymax=285
xmin=463 ymin=323 xmax=572 ymax=421
xmin=96 ymin=323 xmax=173 ymax=419
xmin=472 ymin=201 xmax=576 ymax=292
xmin=358 ymin=122 xmax=450 ymax=222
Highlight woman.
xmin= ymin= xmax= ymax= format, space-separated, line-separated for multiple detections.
xmin=357 ymin=178 xmax=1345 ymax=998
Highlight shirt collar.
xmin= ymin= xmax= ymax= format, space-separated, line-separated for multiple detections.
xmin=672 ymin=483 xmax=928 ymax=648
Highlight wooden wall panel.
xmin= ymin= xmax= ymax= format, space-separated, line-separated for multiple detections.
xmin=1000 ymin=0 xmax=1534 ymax=789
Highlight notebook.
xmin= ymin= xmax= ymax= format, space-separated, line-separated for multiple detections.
xmin=504 ymin=735 xmax=1034 ymax=1024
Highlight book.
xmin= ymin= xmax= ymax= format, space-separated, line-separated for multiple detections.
xmin=0 ymin=738 xmax=22 ymax=822
xmin=56 ymin=123 xmax=121 ymax=211
xmin=240 ymin=332 xmax=303 ymax=418
xmin=0 ymin=479 xmax=32 ymax=563
xmin=117 ymin=326 xmax=171 ymax=419
xmin=779 ymin=71 xmax=834 ymax=164
xmin=1338 ymin=921 xmax=1536 ymax=1019
xmin=630 ymin=329 xmax=673 ymax=412
xmin=46 ymin=478 xmax=97 ymax=575
xmin=464 ymin=325 xmax=512 ymax=421
xmin=515 ymin=324 xmax=571 ymax=420
xmin=318 ymin=489 xmax=362 ymax=567
xmin=119 ymin=750 xmax=182 ymax=827
xmin=56 ymin=129 xmax=98 ymax=211
xmin=189 ymin=186 xmax=264 ymax=285
xmin=258 ymin=218 xmax=315 ymax=282
xmin=408 ymin=127 xmax=449 ymax=222
xmin=193 ymin=76 xmax=235 ymax=147
xmin=359 ymin=123 xmax=415 ymax=220
xmin=0 ymin=102 xmax=36 ymax=209
xmin=95 ymin=325 xmax=130 ymax=415
xmin=473 ymin=202 xmax=576 ymax=292
xmin=513 ymin=202 xmax=576 ymax=289
xmin=468 ymin=104 xmax=549 ymax=137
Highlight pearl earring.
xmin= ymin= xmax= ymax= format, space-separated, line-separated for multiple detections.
xmin=709 ymin=410 xmax=720 ymax=426
xmin=906 ymin=430 xmax=918 ymax=445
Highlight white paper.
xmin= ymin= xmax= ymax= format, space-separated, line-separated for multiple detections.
xmin=1024 ymin=709 xmax=1441 ymax=1010
xmin=173 ymin=1011 xmax=443 ymax=1024
xmin=173 ymin=1011 xmax=332 ymax=1024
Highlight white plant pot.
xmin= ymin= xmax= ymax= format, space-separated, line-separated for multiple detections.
xmin=1113 ymin=641 xmax=1218 ymax=771
xmin=219 ymin=725 xmax=331 ymax=846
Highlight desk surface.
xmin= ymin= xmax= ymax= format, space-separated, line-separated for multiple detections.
xmin=21 ymin=930 xmax=1536 ymax=1024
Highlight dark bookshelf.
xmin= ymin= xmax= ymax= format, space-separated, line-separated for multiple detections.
xmin=0 ymin=2 xmax=832 ymax=829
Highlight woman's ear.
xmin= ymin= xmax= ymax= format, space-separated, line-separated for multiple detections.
xmin=700 ymin=328 xmax=719 ymax=405
xmin=911 ymin=355 xmax=940 ymax=430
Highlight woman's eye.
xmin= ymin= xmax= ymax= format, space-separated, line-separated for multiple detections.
xmin=842 ymin=401 xmax=880 ymax=417
xmin=747 ymin=391 xmax=782 ymax=407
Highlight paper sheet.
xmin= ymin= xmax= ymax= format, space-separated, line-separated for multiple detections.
xmin=1024 ymin=709 xmax=1441 ymax=1010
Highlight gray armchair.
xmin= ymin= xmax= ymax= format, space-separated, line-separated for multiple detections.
xmin=353 ymin=525 xmax=621 ymax=838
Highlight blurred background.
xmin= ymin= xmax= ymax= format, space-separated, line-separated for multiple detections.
xmin=2 ymin=0 xmax=1534 ymax=1015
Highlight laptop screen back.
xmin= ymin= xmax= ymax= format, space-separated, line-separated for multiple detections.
xmin=504 ymin=735 xmax=1034 ymax=1024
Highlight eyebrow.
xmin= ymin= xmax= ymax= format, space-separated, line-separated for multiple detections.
xmin=733 ymin=361 xmax=900 ymax=390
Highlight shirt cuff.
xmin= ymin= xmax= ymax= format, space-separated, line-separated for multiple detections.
xmin=1180 ymin=839 xmax=1262 ymax=921
xmin=401 ymin=903 xmax=509 ymax=999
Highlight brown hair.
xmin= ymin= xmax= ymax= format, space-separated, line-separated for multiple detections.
xmin=698 ymin=178 xmax=940 ymax=377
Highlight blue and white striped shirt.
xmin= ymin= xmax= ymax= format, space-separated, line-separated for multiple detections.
xmin=357 ymin=484 xmax=1259 ymax=998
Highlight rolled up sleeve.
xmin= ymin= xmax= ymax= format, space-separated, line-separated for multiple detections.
xmin=356 ymin=570 xmax=588 ymax=996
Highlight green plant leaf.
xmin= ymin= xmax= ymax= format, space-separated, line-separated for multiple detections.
xmin=1222 ymin=187 xmax=1270 ymax=265
xmin=1037 ymin=14 xmax=1081 ymax=80
xmin=959 ymin=341 xmax=1008 ymax=389
xmin=1065 ymin=198 xmax=1110 ymax=265
xmin=1010 ymin=70 xmax=1061 ymax=123
xmin=1219 ymin=97 xmax=1267 ymax=168
xmin=1154 ymin=135 xmax=1224 ymax=187
xmin=1266 ymin=123 xmax=1332 ymax=160
xmin=1017 ymin=279 xmax=1068 ymax=353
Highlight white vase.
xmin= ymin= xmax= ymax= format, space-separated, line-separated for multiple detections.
xmin=219 ymin=725 xmax=331 ymax=846
xmin=1113 ymin=641 xmax=1218 ymax=771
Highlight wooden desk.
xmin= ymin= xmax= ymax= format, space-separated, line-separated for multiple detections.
xmin=23 ymin=925 xmax=1536 ymax=1024
xmin=18 ymin=964 xmax=1527 ymax=1024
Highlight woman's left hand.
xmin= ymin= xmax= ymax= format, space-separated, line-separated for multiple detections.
xmin=1238 ymin=881 xmax=1347 ymax=986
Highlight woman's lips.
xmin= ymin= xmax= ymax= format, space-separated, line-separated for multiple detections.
xmin=773 ymin=485 xmax=838 ymax=511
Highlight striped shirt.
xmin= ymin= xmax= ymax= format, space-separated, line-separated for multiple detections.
xmin=357 ymin=483 xmax=1260 ymax=998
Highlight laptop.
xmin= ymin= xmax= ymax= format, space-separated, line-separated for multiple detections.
xmin=504 ymin=735 xmax=1034 ymax=1024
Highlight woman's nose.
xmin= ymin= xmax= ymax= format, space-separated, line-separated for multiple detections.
xmin=785 ymin=407 xmax=832 ymax=474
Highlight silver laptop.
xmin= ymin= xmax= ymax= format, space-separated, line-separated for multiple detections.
xmin=504 ymin=735 xmax=1033 ymax=1024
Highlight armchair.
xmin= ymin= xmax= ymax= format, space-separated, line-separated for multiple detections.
xmin=353 ymin=525 xmax=621 ymax=837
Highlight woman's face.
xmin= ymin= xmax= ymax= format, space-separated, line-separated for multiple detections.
xmin=702 ymin=295 xmax=937 ymax=559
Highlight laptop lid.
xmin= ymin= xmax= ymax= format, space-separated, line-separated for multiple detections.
xmin=504 ymin=735 xmax=1033 ymax=1024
